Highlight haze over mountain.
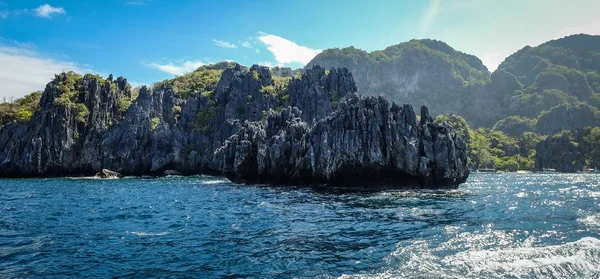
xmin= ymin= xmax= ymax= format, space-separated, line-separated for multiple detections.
xmin=304 ymin=34 xmax=600 ymax=172
xmin=308 ymin=34 xmax=600 ymax=129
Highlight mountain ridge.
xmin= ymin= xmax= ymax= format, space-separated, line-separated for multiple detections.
xmin=305 ymin=34 xmax=600 ymax=171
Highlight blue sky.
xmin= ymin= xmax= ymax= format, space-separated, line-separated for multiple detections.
xmin=1 ymin=0 xmax=599 ymax=99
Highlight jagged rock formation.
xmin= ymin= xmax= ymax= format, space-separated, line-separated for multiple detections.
xmin=0 ymin=73 xmax=131 ymax=176
xmin=288 ymin=66 xmax=357 ymax=123
xmin=215 ymin=95 xmax=468 ymax=188
xmin=0 ymin=64 xmax=469 ymax=188
xmin=535 ymin=104 xmax=600 ymax=135
xmin=95 ymin=169 xmax=123 ymax=179
xmin=535 ymin=132 xmax=585 ymax=172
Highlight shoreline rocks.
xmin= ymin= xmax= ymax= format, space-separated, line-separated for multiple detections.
xmin=95 ymin=169 xmax=123 ymax=179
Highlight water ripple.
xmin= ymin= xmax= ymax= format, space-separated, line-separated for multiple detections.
xmin=0 ymin=174 xmax=599 ymax=278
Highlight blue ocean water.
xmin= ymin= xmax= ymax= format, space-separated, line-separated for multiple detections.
xmin=1 ymin=174 xmax=600 ymax=278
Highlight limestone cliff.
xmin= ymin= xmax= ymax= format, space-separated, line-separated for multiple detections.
xmin=0 ymin=64 xmax=469 ymax=188
xmin=215 ymin=95 xmax=468 ymax=188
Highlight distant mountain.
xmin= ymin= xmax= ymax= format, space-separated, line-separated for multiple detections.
xmin=307 ymin=35 xmax=600 ymax=130
xmin=307 ymin=39 xmax=493 ymax=126
xmin=307 ymin=35 xmax=600 ymax=171
xmin=496 ymin=34 xmax=600 ymax=133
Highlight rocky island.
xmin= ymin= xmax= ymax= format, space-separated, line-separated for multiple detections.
xmin=0 ymin=63 xmax=468 ymax=188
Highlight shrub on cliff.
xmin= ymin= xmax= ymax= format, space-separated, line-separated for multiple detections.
xmin=0 ymin=91 xmax=42 ymax=125
xmin=156 ymin=68 xmax=222 ymax=99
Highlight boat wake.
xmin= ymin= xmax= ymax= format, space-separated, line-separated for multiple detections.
xmin=325 ymin=234 xmax=600 ymax=279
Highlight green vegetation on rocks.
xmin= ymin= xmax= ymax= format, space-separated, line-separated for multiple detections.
xmin=151 ymin=117 xmax=160 ymax=130
xmin=157 ymin=69 xmax=222 ymax=99
xmin=0 ymin=91 xmax=42 ymax=125
xmin=435 ymin=114 xmax=540 ymax=171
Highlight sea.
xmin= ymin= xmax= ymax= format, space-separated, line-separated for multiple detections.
xmin=1 ymin=173 xmax=599 ymax=278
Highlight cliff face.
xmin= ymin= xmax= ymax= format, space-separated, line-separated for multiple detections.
xmin=0 ymin=73 xmax=131 ymax=176
xmin=215 ymin=95 xmax=468 ymax=188
xmin=0 ymin=64 xmax=469 ymax=188
xmin=535 ymin=132 xmax=585 ymax=172
xmin=536 ymin=104 xmax=600 ymax=135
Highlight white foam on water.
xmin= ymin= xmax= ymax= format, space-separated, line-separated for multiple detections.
xmin=325 ymin=233 xmax=600 ymax=279
xmin=579 ymin=213 xmax=600 ymax=229
xmin=203 ymin=179 xmax=229 ymax=185
xmin=381 ymin=189 xmax=468 ymax=199
xmin=127 ymin=231 xmax=170 ymax=236
xmin=443 ymin=237 xmax=600 ymax=278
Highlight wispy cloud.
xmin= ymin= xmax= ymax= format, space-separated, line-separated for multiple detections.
xmin=34 ymin=4 xmax=66 ymax=18
xmin=0 ymin=41 xmax=92 ymax=99
xmin=240 ymin=41 xmax=252 ymax=48
xmin=257 ymin=33 xmax=321 ymax=65
xmin=0 ymin=11 xmax=7 ymax=19
xmin=257 ymin=61 xmax=281 ymax=68
xmin=419 ymin=0 xmax=440 ymax=37
xmin=146 ymin=60 xmax=205 ymax=76
xmin=213 ymin=39 xmax=237 ymax=49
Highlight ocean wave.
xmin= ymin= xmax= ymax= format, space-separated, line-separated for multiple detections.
xmin=327 ymin=236 xmax=600 ymax=279
xmin=380 ymin=189 xmax=469 ymax=199
xmin=127 ymin=231 xmax=170 ymax=237
xmin=203 ymin=179 xmax=230 ymax=185
xmin=578 ymin=213 xmax=600 ymax=230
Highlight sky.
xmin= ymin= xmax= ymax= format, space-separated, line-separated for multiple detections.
xmin=1 ymin=0 xmax=599 ymax=99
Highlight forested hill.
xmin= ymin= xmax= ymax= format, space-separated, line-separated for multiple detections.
xmin=307 ymin=34 xmax=600 ymax=171
xmin=307 ymin=35 xmax=600 ymax=128
xmin=306 ymin=39 xmax=492 ymax=126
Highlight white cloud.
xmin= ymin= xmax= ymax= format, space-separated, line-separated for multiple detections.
xmin=34 ymin=4 xmax=65 ymax=18
xmin=257 ymin=33 xmax=322 ymax=65
xmin=0 ymin=11 xmax=7 ymax=18
xmin=213 ymin=39 xmax=237 ymax=49
xmin=257 ymin=61 xmax=281 ymax=68
xmin=419 ymin=0 xmax=440 ymax=37
xmin=0 ymin=44 xmax=90 ymax=99
xmin=255 ymin=49 xmax=260 ymax=53
xmin=146 ymin=60 xmax=205 ymax=76
xmin=240 ymin=41 xmax=252 ymax=48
